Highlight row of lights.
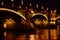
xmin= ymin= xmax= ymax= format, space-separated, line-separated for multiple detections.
xmin=1 ymin=0 xmax=57 ymax=11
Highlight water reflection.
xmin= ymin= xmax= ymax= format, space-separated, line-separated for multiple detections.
xmin=5 ymin=29 xmax=57 ymax=40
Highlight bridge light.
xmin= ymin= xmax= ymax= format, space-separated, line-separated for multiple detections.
xmin=43 ymin=20 xmax=48 ymax=26
xmin=12 ymin=3 xmax=14 ymax=7
xmin=42 ymin=6 xmax=44 ymax=9
xmin=19 ymin=5 xmax=21 ymax=8
xmin=1 ymin=1 xmax=4 ymax=5
xmin=46 ymin=8 xmax=48 ymax=11
xmin=29 ymin=35 xmax=35 ymax=40
xmin=34 ymin=19 xmax=41 ymax=25
xmin=3 ymin=18 xmax=15 ymax=29
xmin=11 ymin=0 xmax=14 ymax=2
xmin=54 ymin=9 xmax=57 ymax=13
xmin=3 ymin=23 xmax=7 ymax=29
xmin=21 ymin=0 xmax=23 ymax=5
xmin=36 ymin=4 xmax=38 ymax=8
xmin=30 ymin=3 xmax=32 ymax=7
xmin=52 ymin=21 xmax=56 ymax=24
xmin=4 ymin=31 xmax=6 ymax=37
xmin=50 ymin=21 xmax=56 ymax=24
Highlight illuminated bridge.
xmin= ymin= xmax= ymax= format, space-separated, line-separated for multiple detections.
xmin=0 ymin=0 xmax=59 ymax=40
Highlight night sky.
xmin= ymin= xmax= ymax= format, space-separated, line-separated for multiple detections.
xmin=0 ymin=0 xmax=60 ymax=13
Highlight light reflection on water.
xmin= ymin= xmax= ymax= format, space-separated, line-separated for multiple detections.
xmin=5 ymin=29 xmax=58 ymax=40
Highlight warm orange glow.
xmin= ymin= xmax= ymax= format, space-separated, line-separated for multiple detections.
xmin=36 ymin=4 xmax=38 ymax=8
xmin=52 ymin=21 xmax=56 ymax=24
xmin=30 ymin=3 xmax=32 ymax=7
xmin=50 ymin=21 xmax=52 ymax=24
xmin=46 ymin=8 xmax=48 ymax=11
xmin=21 ymin=0 xmax=23 ymax=5
xmin=6 ymin=18 xmax=15 ymax=24
xmin=4 ymin=31 xmax=6 ymax=37
xmin=50 ymin=29 xmax=57 ymax=39
xmin=50 ymin=21 xmax=56 ymax=24
xmin=43 ymin=20 xmax=48 ymax=26
xmin=1 ymin=1 xmax=4 ymax=5
xmin=11 ymin=0 xmax=14 ymax=2
xmin=3 ymin=18 xmax=15 ymax=28
xmin=31 ymin=10 xmax=34 ymax=13
xmin=34 ymin=19 xmax=41 ymax=25
xmin=51 ymin=10 xmax=53 ymax=13
xmin=54 ymin=9 xmax=57 ymax=13
xmin=29 ymin=35 xmax=35 ymax=40
xmin=42 ymin=6 xmax=44 ymax=9
xmin=30 ymin=22 xmax=34 ymax=28
xmin=3 ymin=23 xmax=7 ymax=29
xmin=51 ymin=17 xmax=56 ymax=21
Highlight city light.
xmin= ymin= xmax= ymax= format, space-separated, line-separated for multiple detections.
xmin=3 ymin=18 xmax=15 ymax=29
xmin=0 ymin=0 xmax=59 ymax=40
xmin=3 ymin=23 xmax=7 ymax=29
xmin=4 ymin=31 xmax=6 ymax=37
xmin=1 ymin=1 xmax=4 ymax=5
xmin=30 ymin=3 xmax=32 ymax=7
xmin=36 ymin=4 xmax=38 ymax=8
xmin=34 ymin=19 xmax=41 ymax=25
xmin=29 ymin=35 xmax=35 ymax=40
xmin=11 ymin=0 xmax=14 ymax=2
xmin=21 ymin=0 xmax=23 ymax=5
xmin=50 ymin=21 xmax=56 ymax=24
xmin=42 ymin=6 xmax=44 ymax=9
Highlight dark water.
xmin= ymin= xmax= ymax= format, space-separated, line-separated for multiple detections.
xmin=4 ymin=29 xmax=58 ymax=40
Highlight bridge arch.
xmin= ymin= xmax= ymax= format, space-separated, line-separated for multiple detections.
xmin=0 ymin=8 xmax=26 ymax=20
xmin=56 ymin=16 xmax=60 ymax=20
xmin=32 ymin=13 xmax=48 ymax=20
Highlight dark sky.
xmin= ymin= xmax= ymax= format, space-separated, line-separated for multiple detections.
xmin=3 ymin=0 xmax=60 ymax=8
xmin=0 ymin=0 xmax=60 ymax=13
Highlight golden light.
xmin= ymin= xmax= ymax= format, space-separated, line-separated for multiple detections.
xmin=52 ymin=21 xmax=56 ymax=24
xmin=36 ymin=4 xmax=38 ymax=8
xmin=51 ymin=10 xmax=53 ymax=13
xmin=0 ymin=8 xmax=26 ymax=20
xmin=3 ymin=23 xmax=7 ymax=29
xmin=31 ymin=10 xmax=34 ymax=13
xmin=34 ymin=19 xmax=41 ymax=25
xmin=1 ymin=1 xmax=4 ymax=5
xmin=30 ymin=22 xmax=34 ymax=28
xmin=21 ymin=0 xmax=23 ymax=5
xmin=43 ymin=20 xmax=48 ymax=26
xmin=54 ymin=9 xmax=57 ymax=13
xmin=50 ymin=21 xmax=52 ymax=24
xmin=4 ymin=31 xmax=6 ymax=37
xmin=50 ymin=21 xmax=56 ymax=24
xmin=29 ymin=35 xmax=35 ymax=40
xmin=50 ymin=29 xmax=57 ymax=39
xmin=42 ymin=6 xmax=44 ymax=9
xmin=51 ymin=17 xmax=56 ymax=21
xmin=11 ymin=0 xmax=14 ymax=2
xmin=46 ymin=8 xmax=48 ymax=11
xmin=3 ymin=18 xmax=15 ymax=29
xmin=30 ymin=3 xmax=32 ymax=7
